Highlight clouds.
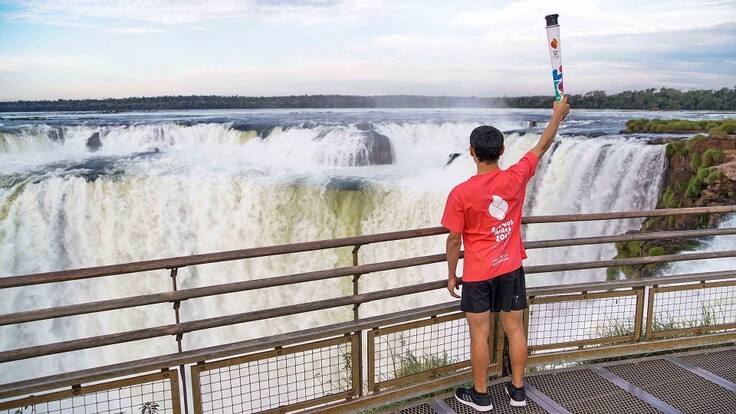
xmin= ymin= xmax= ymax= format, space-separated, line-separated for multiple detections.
xmin=0 ymin=0 xmax=735 ymax=100
xmin=2 ymin=0 xmax=400 ymax=26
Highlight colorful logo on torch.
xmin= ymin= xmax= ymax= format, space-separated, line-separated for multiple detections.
xmin=552 ymin=65 xmax=564 ymax=101
xmin=550 ymin=38 xmax=559 ymax=49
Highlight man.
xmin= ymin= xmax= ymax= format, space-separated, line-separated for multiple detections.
xmin=442 ymin=97 xmax=570 ymax=411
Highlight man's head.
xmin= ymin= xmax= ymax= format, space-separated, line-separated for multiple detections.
xmin=469 ymin=125 xmax=504 ymax=163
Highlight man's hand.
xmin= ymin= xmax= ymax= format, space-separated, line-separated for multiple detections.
xmin=552 ymin=95 xmax=570 ymax=122
xmin=445 ymin=231 xmax=462 ymax=298
xmin=531 ymin=95 xmax=571 ymax=158
xmin=448 ymin=275 xmax=461 ymax=298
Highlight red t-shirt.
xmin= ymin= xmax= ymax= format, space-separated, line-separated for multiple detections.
xmin=441 ymin=151 xmax=539 ymax=282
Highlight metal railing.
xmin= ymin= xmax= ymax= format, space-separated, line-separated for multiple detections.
xmin=0 ymin=206 xmax=735 ymax=414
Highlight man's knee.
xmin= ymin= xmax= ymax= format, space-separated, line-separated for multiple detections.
xmin=466 ymin=311 xmax=492 ymax=339
xmin=501 ymin=310 xmax=525 ymax=333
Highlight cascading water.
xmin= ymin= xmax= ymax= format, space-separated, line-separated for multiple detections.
xmin=1 ymin=107 xmax=722 ymax=383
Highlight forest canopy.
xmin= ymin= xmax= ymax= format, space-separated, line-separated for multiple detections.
xmin=1 ymin=87 xmax=734 ymax=112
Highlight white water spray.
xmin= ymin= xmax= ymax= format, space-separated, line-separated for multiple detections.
xmin=0 ymin=118 xmax=667 ymax=383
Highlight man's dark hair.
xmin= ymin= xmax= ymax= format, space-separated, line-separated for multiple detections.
xmin=470 ymin=125 xmax=504 ymax=163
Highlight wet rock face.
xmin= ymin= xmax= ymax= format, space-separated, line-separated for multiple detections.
xmin=364 ymin=129 xmax=394 ymax=165
xmin=349 ymin=124 xmax=394 ymax=166
xmin=86 ymin=132 xmax=102 ymax=152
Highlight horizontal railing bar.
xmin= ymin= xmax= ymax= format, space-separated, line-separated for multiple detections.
xmin=0 ymin=280 xmax=447 ymax=363
xmin=2 ymin=246 xmax=735 ymax=327
xmin=528 ymin=269 xmax=736 ymax=296
xmin=525 ymin=250 xmax=736 ymax=274
xmin=521 ymin=205 xmax=736 ymax=224
xmin=0 ymin=254 xmax=448 ymax=326
xmin=2 ymin=206 xmax=734 ymax=288
xmin=0 ymin=228 xmax=447 ymax=289
xmin=524 ymin=227 xmax=736 ymax=249
xmin=0 ymin=301 xmax=463 ymax=399
xmin=1 ymin=250 xmax=734 ymax=364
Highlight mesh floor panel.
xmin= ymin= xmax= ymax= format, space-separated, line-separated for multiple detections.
xmin=526 ymin=368 xmax=662 ymax=414
xmin=604 ymin=358 xmax=736 ymax=414
xmin=397 ymin=402 xmax=437 ymax=414
xmin=678 ymin=348 xmax=736 ymax=384
xmin=443 ymin=382 xmax=549 ymax=414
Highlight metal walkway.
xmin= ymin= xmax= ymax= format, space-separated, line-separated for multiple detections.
xmin=382 ymin=347 xmax=736 ymax=414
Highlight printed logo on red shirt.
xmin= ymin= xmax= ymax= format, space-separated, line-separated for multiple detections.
xmin=488 ymin=195 xmax=508 ymax=220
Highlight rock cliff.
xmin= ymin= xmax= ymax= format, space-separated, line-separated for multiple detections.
xmin=609 ymin=134 xmax=736 ymax=279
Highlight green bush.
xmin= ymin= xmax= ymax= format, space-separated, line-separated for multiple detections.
xmin=606 ymin=267 xmax=619 ymax=281
xmin=686 ymin=167 xmax=712 ymax=198
xmin=671 ymin=120 xmax=700 ymax=132
xmin=661 ymin=187 xmax=681 ymax=209
xmin=648 ymin=247 xmax=666 ymax=256
xmin=668 ymin=215 xmax=676 ymax=228
xmin=701 ymin=148 xmax=725 ymax=167
xmin=686 ymin=134 xmax=707 ymax=150
xmin=705 ymin=169 xmax=724 ymax=185
xmin=627 ymin=118 xmax=735 ymax=135
xmin=673 ymin=180 xmax=688 ymax=192
xmin=689 ymin=152 xmax=701 ymax=170
xmin=626 ymin=119 xmax=648 ymax=131
xmin=711 ymin=121 xmax=736 ymax=135
xmin=668 ymin=140 xmax=688 ymax=157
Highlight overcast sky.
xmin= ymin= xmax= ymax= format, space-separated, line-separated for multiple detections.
xmin=1 ymin=0 xmax=735 ymax=100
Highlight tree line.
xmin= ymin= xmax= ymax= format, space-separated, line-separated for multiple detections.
xmin=1 ymin=87 xmax=734 ymax=112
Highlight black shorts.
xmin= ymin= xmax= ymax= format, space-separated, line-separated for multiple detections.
xmin=460 ymin=266 xmax=528 ymax=313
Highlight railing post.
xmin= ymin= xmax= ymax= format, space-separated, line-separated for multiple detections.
xmin=170 ymin=267 xmax=190 ymax=414
xmin=352 ymin=245 xmax=362 ymax=321
xmin=351 ymin=245 xmax=364 ymax=396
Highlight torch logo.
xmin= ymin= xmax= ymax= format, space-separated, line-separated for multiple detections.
xmin=552 ymin=65 xmax=564 ymax=99
xmin=550 ymin=38 xmax=559 ymax=49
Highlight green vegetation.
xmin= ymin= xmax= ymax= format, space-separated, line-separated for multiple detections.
xmin=363 ymin=337 xmax=464 ymax=413
xmin=709 ymin=120 xmax=736 ymax=137
xmin=706 ymin=169 xmax=724 ymax=185
xmin=384 ymin=336 xmax=457 ymax=385
xmin=140 ymin=402 xmax=160 ymax=414
xmin=612 ymin=127 xmax=733 ymax=279
xmin=594 ymin=303 xmax=720 ymax=342
xmin=2 ymin=87 xmax=736 ymax=112
xmin=595 ymin=317 xmax=636 ymax=338
xmin=626 ymin=118 xmax=736 ymax=133
xmin=395 ymin=351 xmax=453 ymax=379
xmin=702 ymin=148 xmax=725 ymax=167
xmin=665 ymin=139 xmax=689 ymax=157
xmin=685 ymin=167 xmax=712 ymax=198
xmin=686 ymin=134 xmax=708 ymax=150
xmin=689 ymin=152 xmax=701 ymax=170
xmin=653 ymin=303 xmax=720 ymax=334
xmin=608 ymin=236 xmax=702 ymax=279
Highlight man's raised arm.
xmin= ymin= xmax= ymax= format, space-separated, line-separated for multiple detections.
xmin=531 ymin=96 xmax=571 ymax=158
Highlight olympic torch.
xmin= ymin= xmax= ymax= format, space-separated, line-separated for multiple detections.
xmin=545 ymin=14 xmax=564 ymax=101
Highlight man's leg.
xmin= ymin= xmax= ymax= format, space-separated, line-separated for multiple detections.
xmin=501 ymin=309 xmax=527 ymax=388
xmin=466 ymin=311 xmax=492 ymax=392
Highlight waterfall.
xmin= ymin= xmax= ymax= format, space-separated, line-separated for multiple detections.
xmin=0 ymin=116 xmax=667 ymax=382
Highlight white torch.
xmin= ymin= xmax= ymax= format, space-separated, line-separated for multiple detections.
xmin=545 ymin=14 xmax=564 ymax=101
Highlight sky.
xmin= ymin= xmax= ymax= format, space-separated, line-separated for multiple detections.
xmin=0 ymin=0 xmax=735 ymax=101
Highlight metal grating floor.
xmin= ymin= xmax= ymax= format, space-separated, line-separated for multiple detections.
xmin=677 ymin=348 xmax=736 ymax=384
xmin=379 ymin=346 xmax=736 ymax=414
xmin=396 ymin=403 xmax=436 ymax=414
xmin=526 ymin=368 xmax=662 ymax=414
xmin=603 ymin=357 xmax=736 ymax=414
